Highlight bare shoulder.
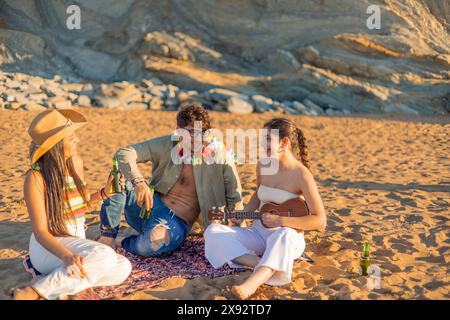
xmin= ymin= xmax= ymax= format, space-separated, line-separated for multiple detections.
xmin=24 ymin=169 xmax=45 ymax=193
xmin=295 ymin=163 xmax=314 ymax=183
xmin=25 ymin=169 xmax=43 ymax=183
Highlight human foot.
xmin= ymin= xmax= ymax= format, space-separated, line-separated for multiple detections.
xmin=231 ymin=285 xmax=256 ymax=300
xmin=12 ymin=287 xmax=41 ymax=300
xmin=97 ymin=236 xmax=117 ymax=250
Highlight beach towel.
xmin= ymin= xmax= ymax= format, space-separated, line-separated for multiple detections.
xmin=22 ymin=236 xmax=241 ymax=299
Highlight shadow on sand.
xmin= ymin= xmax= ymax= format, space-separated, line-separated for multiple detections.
xmin=319 ymin=179 xmax=450 ymax=193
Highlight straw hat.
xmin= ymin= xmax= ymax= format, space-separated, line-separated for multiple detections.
xmin=28 ymin=109 xmax=87 ymax=164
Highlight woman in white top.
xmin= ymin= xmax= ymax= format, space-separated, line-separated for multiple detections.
xmin=204 ymin=118 xmax=326 ymax=299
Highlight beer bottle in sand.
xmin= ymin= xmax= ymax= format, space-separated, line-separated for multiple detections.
xmin=360 ymin=242 xmax=371 ymax=276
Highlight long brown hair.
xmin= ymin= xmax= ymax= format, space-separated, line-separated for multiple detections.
xmin=29 ymin=140 xmax=89 ymax=237
xmin=263 ymin=118 xmax=311 ymax=170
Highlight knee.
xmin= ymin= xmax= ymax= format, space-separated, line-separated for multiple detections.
xmin=149 ymin=225 xmax=170 ymax=252
xmin=273 ymin=227 xmax=298 ymax=241
xmin=127 ymin=226 xmax=170 ymax=257
xmin=118 ymin=256 xmax=132 ymax=281
xmin=204 ymin=223 xmax=233 ymax=253
xmin=204 ymin=223 xmax=230 ymax=239
xmin=83 ymin=244 xmax=118 ymax=273
xmin=97 ymin=244 xmax=119 ymax=265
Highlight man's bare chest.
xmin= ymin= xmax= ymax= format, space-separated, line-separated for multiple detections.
xmin=176 ymin=164 xmax=195 ymax=187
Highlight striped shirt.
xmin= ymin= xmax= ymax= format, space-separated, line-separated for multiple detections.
xmin=63 ymin=176 xmax=88 ymax=225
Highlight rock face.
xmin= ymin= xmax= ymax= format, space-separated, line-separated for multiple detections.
xmin=0 ymin=0 xmax=449 ymax=115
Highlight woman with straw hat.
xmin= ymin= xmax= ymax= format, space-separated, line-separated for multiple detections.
xmin=13 ymin=109 xmax=131 ymax=300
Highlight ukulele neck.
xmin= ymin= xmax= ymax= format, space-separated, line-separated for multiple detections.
xmin=225 ymin=211 xmax=262 ymax=220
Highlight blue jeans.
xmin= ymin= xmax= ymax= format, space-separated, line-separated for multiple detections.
xmin=99 ymin=181 xmax=189 ymax=257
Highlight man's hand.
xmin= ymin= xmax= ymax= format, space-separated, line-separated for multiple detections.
xmin=135 ymin=181 xmax=153 ymax=210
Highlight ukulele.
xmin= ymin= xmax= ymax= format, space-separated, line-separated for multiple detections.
xmin=208 ymin=198 xmax=310 ymax=232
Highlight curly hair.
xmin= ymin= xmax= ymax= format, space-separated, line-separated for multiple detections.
xmin=263 ymin=118 xmax=311 ymax=170
xmin=176 ymin=102 xmax=211 ymax=130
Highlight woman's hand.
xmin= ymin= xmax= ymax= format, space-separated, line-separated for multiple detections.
xmin=261 ymin=213 xmax=283 ymax=228
xmin=103 ymin=171 xmax=125 ymax=198
xmin=62 ymin=253 xmax=88 ymax=279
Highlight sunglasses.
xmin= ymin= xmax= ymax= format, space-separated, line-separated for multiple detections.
xmin=183 ymin=127 xmax=209 ymax=137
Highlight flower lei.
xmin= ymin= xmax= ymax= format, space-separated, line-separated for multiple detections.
xmin=178 ymin=136 xmax=236 ymax=165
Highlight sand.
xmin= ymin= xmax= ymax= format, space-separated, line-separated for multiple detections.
xmin=0 ymin=108 xmax=449 ymax=300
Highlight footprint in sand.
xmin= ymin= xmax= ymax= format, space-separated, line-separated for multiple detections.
xmin=386 ymin=192 xmax=418 ymax=207
xmin=372 ymin=235 xmax=390 ymax=247
xmin=342 ymin=232 xmax=363 ymax=241
xmin=372 ymin=248 xmax=395 ymax=258
xmin=382 ymin=214 xmax=399 ymax=221
xmin=335 ymin=208 xmax=351 ymax=216
xmin=388 ymin=238 xmax=419 ymax=254
xmin=294 ymin=273 xmax=317 ymax=289
xmin=328 ymin=278 xmax=363 ymax=294
xmin=418 ymin=232 xmax=438 ymax=247
xmin=313 ymin=240 xmax=341 ymax=254
xmin=404 ymin=214 xmax=424 ymax=224
xmin=416 ymin=255 xmax=446 ymax=264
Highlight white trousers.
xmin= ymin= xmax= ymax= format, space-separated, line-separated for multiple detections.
xmin=204 ymin=221 xmax=305 ymax=286
xmin=29 ymin=223 xmax=131 ymax=300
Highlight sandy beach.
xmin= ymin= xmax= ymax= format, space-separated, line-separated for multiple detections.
xmin=0 ymin=108 xmax=448 ymax=300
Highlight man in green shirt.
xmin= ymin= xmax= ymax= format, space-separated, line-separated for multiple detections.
xmin=98 ymin=102 xmax=243 ymax=257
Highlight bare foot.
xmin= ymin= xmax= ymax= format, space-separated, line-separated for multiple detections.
xmin=231 ymin=285 xmax=255 ymax=300
xmin=12 ymin=287 xmax=41 ymax=300
xmin=97 ymin=236 xmax=117 ymax=250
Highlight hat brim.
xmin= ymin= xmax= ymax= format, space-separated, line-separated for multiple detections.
xmin=30 ymin=109 xmax=87 ymax=164
xmin=31 ymin=122 xmax=86 ymax=164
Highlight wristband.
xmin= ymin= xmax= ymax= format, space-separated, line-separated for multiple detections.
xmin=132 ymin=178 xmax=146 ymax=187
xmin=100 ymin=188 xmax=108 ymax=201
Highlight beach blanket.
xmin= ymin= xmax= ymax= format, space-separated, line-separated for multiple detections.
xmin=22 ymin=236 xmax=241 ymax=300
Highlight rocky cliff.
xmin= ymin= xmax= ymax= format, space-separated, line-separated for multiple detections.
xmin=0 ymin=0 xmax=449 ymax=115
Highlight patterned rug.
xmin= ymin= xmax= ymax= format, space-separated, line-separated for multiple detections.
xmin=23 ymin=236 xmax=241 ymax=300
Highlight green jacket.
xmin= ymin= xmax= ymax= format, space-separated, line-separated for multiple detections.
xmin=115 ymin=134 xmax=243 ymax=230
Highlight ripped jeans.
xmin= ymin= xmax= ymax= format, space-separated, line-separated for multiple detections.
xmin=99 ymin=181 xmax=189 ymax=257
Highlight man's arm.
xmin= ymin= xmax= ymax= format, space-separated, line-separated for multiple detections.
xmin=115 ymin=139 xmax=155 ymax=183
xmin=115 ymin=138 xmax=159 ymax=210
xmin=223 ymin=153 xmax=244 ymax=211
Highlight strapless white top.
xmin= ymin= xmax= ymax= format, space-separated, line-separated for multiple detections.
xmin=255 ymin=185 xmax=303 ymax=232
xmin=257 ymin=184 xmax=302 ymax=208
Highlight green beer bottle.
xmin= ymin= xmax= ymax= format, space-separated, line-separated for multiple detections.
xmin=110 ymin=157 xmax=122 ymax=194
xmin=139 ymin=184 xmax=155 ymax=220
xmin=360 ymin=242 xmax=371 ymax=276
